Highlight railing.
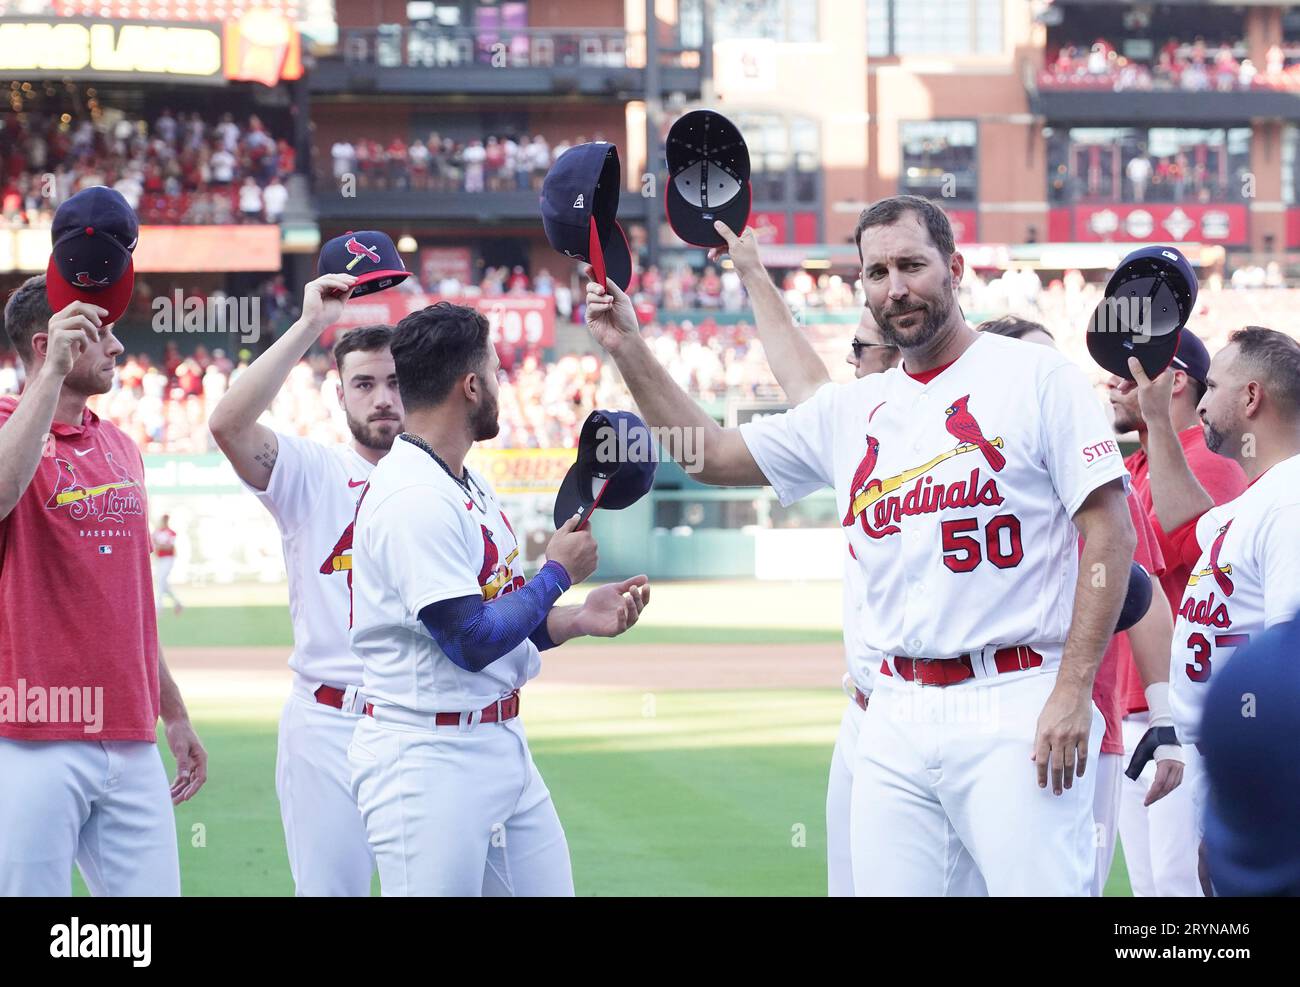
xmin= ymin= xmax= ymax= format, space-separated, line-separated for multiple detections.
xmin=334 ymin=26 xmax=701 ymax=72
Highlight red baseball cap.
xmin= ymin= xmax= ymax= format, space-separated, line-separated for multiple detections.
xmin=45 ymin=186 xmax=138 ymax=323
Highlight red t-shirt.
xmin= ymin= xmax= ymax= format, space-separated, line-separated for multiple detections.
xmin=1092 ymin=492 xmax=1166 ymax=754
xmin=1116 ymin=427 xmax=1247 ymax=715
xmin=0 ymin=398 xmax=160 ymax=741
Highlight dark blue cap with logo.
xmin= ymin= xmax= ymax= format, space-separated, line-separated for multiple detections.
xmin=540 ymin=142 xmax=632 ymax=292
xmin=1087 ymin=244 xmax=1199 ymax=380
xmin=553 ymin=410 xmax=657 ymax=530
xmin=317 ymin=230 xmax=410 ymax=297
xmin=45 ymin=186 xmax=138 ymax=323
xmin=1202 ymin=614 xmax=1300 ymax=896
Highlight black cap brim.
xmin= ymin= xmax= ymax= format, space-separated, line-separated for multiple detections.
xmin=666 ymin=179 xmax=751 ymax=248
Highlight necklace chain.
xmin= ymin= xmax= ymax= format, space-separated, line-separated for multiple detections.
xmin=400 ymin=432 xmax=486 ymax=510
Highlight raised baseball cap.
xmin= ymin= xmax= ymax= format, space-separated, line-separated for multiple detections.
xmin=540 ymin=142 xmax=632 ymax=291
xmin=664 ymin=109 xmax=751 ymax=248
xmin=45 ymin=186 xmax=138 ymax=323
xmin=1087 ymin=245 xmax=1198 ymax=380
xmin=553 ymin=410 xmax=657 ymax=531
xmin=317 ymin=230 xmax=409 ymax=297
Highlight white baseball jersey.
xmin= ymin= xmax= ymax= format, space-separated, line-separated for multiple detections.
xmin=244 ymin=432 xmax=375 ymax=686
xmin=1169 ymin=452 xmax=1300 ymax=745
xmin=741 ymin=332 xmax=1129 ymax=684
xmin=842 ymin=548 xmax=876 ymax=691
xmin=350 ymin=436 xmax=538 ymax=713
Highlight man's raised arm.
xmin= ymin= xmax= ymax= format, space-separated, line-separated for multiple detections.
xmin=586 ymin=277 xmax=767 ymax=487
xmin=711 ymin=222 xmax=830 ymax=405
xmin=208 ymin=273 xmax=356 ymax=491
xmin=1127 ymin=357 xmax=1213 ymax=532
xmin=0 ymin=303 xmax=106 ymax=520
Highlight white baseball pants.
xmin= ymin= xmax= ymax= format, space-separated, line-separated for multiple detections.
xmin=0 ymin=736 xmax=180 ymax=896
xmin=1092 ymin=751 xmax=1123 ymax=896
xmin=1117 ymin=713 xmax=1204 ymax=896
xmin=276 ymin=687 xmax=375 ymax=896
xmin=349 ymin=711 xmax=573 ymax=897
xmin=851 ymin=668 xmax=1103 ymax=896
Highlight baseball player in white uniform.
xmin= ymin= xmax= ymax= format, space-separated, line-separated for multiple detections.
xmin=210 ymin=272 xmax=400 ymax=896
xmin=348 ymin=301 xmax=650 ymax=896
xmin=1125 ymin=328 xmax=1300 ymax=886
xmin=710 ymin=222 xmax=990 ymax=895
xmin=589 ymin=197 xmax=1138 ymax=895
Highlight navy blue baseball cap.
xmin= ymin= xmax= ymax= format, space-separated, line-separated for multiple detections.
xmin=1169 ymin=329 xmax=1211 ymax=384
xmin=553 ymin=410 xmax=657 ymax=531
xmin=1114 ymin=561 xmax=1153 ymax=633
xmin=541 ymin=142 xmax=632 ymax=292
xmin=317 ymin=230 xmax=409 ymax=297
xmin=665 ymin=110 xmax=751 ymax=248
xmin=1202 ymin=614 xmax=1300 ymax=895
xmin=45 ymin=186 xmax=138 ymax=323
xmin=1087 ymin=245 xmax=1198 ymax=380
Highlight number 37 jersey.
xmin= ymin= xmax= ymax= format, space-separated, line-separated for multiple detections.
xmin=1169 ymin=453 xmax=1300 ymax=746
xmin=740 ymin=332 xmax=1129 ymax=684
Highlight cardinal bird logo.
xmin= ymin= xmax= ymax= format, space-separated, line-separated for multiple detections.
xmin=944 ymin=395 xmax=1006 ymax=472
xmin=1207 ymin=520 xmax=1235 ymax=596
xmin=320 ymin=522 xmax=355 ymax=575
xmin=477 ymin=524 xmax=523 ymax=600
xmin=46 ymin=453 xmax=141 ymax=522
xmin=74 ymin=272 xmax=112 ymax=287
xmin=476 ymin=525 xmax=500 ymax=588
xmin=843 ymin=435 xmax=881 ymax=527
xmin=344 ymin=237 xmax=381 ymax=270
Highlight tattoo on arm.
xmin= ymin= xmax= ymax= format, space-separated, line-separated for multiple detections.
xmin=253 ymin=442 xmax=277 ymax=472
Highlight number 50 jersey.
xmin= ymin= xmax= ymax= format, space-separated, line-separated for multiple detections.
xmin=740 ymin=332 xmax=1130 ymax=686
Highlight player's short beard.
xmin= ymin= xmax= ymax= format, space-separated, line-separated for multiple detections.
xmin=346 ymin=410 xmax=400 ymax=452
xmin=471 ymin=390 xmax=500 ymax=442
xmin=1202 ymin=417 xmax=1228 ymax=454
xmin=873 ymin=290 xmax=952 ymax=351
xmin=63 ymin=360 xmax=114 ymax=397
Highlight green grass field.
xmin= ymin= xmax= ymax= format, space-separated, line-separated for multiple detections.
xmin=104 ymin=583 xmax=1134 ymax=896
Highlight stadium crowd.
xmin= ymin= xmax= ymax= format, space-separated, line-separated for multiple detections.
xmin=0 ymin=317 xmax=787 ymax=454
xmin=326 ymin=132 xmax=605 ymax=193
xmin=5 ymin=264 xmax=1300 ymax=454
xmin=1 ymin=109 xmax=294 ymax=227
xmin=1039 ymin=37 xmax=1300 ymax=92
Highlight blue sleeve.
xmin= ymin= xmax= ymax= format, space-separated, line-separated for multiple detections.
xmin=418 ymin=561 xmax=571 ymax=672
